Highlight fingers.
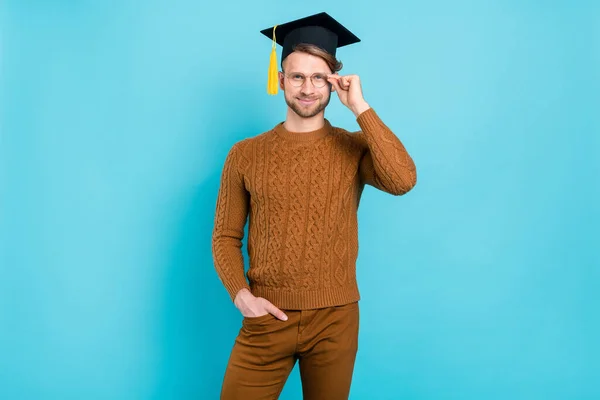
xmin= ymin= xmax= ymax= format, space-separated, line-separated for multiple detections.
xmin=329 ymin=77 xmax=343 ymax=93
xmin=327 ymin=75 xmax=348 ymax=91
xmin=341 ymin=76 xmax=351 ymax=89
xmin=265 ymin=301 xmax=288 ymax=321
xmin=327 ymin=74 xmax=357 ymax=91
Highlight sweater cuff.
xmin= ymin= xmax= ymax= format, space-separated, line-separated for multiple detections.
xmin=225 ymin=278 xmax=251 ymax=302
xmin=356 ymin=107 xmax=382 ymax=134
xmin=220 ymin=252 xmax=251 ymax=301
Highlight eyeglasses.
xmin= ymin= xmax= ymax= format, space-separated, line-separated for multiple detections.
xmin=282 ymin=72 xmax=330 ymax=88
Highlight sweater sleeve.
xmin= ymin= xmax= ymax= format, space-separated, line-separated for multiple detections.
xmin=356 ymin=108 xmax=417 ymax=195
xmin=211 ymin=143 xmax=251 ymax=301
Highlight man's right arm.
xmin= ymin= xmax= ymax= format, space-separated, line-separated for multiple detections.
xmin=211 ymin=143 xmax=252 ymax=301
xmin=211 ymin=143 xmax=289 ymax=321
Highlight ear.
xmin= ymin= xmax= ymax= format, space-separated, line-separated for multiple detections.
xmin=278 ymin=71 xmax=285 ymax=91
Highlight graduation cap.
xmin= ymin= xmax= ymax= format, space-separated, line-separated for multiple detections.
xmin=260 ymin=12 xmax=361 ymax=95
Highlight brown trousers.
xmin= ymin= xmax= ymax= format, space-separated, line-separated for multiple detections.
xmin=220 ymin=301 xmax=360 ymax=400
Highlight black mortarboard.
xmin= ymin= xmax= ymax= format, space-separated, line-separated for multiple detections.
xmin=260 ymin=12 xmax=361 ymax=95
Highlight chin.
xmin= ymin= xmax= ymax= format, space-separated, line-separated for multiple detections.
xmin=297 ymin=103 xmax=320 ymax=114
xmin=296 ymin=108 xmax=322 ymax=118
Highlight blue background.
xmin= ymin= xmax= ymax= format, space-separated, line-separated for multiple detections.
xmin=1 ymin=0 xmax=598 ymax=399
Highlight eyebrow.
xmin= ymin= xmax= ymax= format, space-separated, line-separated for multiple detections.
xmin=287 ymin=71 xmax=330 ymax=75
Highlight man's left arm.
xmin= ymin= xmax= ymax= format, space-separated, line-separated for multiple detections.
xmin=328 ymin=74 xmax=417 ymax=195
xmin=355 ymin=107 xmax=417 ymax=195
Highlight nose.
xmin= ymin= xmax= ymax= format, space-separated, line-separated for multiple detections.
xmin=300 ymin=78 xmax=315 ymax=95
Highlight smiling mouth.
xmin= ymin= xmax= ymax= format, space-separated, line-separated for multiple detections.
xmin=298 ymin=98 xmax=317 ymax=105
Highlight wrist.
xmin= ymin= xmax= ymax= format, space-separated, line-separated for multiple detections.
xmin=234 ymin=288 xmax=253 ymax=306
xmin=351 ymin=101 xmax=370 ymax=117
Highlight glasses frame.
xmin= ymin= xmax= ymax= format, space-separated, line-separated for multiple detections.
xmin=281 ymin=71 xmax=331 ymax=89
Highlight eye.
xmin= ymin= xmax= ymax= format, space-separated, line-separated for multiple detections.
xmin=292 ymin=74 xmax=304 ymax=80
xmin=313 ymin=74 xmax=326 ymax=82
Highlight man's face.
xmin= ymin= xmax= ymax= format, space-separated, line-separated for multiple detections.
xmin=279 ymin=52 xmax=333 ymax=119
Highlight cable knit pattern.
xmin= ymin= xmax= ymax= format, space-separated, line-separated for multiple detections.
xmin=212 ymin=108 xmax=417 ymax=310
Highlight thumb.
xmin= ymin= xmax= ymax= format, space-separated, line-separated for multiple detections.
xmin=265 ymin=301 xmax=288 ymax=321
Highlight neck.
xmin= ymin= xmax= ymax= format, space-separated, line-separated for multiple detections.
xmin=283 ymin=108 xmax=326 ymax=133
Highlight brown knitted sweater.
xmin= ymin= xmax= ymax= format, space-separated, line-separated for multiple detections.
xmin=211 ymin=108 xmax=416 ymax=310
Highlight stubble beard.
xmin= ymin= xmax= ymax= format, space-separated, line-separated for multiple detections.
xmin=285 ymin=91 xmax=331 ymax=118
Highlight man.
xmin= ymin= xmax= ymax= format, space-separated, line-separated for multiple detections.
xmin=212 ymin=12 xmax=417 ymax=400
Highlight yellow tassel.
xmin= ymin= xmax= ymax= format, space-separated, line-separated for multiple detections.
xmin=267 ymin=25 xmax=278 ymax=95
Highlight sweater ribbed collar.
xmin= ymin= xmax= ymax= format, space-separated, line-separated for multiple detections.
xmin=274 ymin=119 xmax=332 ymax=142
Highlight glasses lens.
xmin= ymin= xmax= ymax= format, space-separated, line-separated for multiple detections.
xmin=289 ymin=74 xmax=305 ymax=87
xmin=312 ymin=74 xmax=327 ymax=88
